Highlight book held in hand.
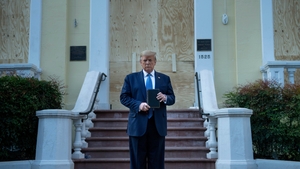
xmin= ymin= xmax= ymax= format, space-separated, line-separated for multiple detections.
xmin=147 ymin=89 xmax=160 ymax=108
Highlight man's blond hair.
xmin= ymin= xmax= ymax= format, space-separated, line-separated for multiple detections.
xmin=140 ymin=50 xmax=156 ymax=57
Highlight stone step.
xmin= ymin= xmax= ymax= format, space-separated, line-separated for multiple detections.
xmin=86 ymin=136 xmax=207 ymax=147
xmin=167 ymin=118 xmax=204 ymax=127
xmin=74 ymin=157 xmax=216 ymax=169
xmin=166 ymin=136 xmax=207 ymax=147
xmin=93 ymin=110 xmax=129 ymax=118
xmin=167 ymin=110 xmax=202 ymax=118
xmin=92 ymin=117 xmax=204 ymax=127
xmin=89 ymin=127 xmax=206 ymax=137
xmin=92 ymin=118 xmax=128 ymax=127
xmin=165 ymin=158 xmax=216 ymax=169
xmin=74 ymin=109 xmax=215 ymax=169
xmin=167 ymin=127 xmax=206 ymax=136
xmin=82 ymin=147 xmax=209 ymax=159
xmin=93 ymin=109 xmax=201 ymax=119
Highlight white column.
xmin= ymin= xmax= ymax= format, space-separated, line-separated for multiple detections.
xmin=89 ymin=0 xmax=110 ymax=109
xmin=194 ymin=0 xmax=214 ymax=107
xmin=32 ymin=110 xmax=74 ymax=169
xmin=215 ymin=108 xmax=257 ymax=169
xmin=260 ymin=0 xmax=275 ymax=65
xmin=28 ymin=0 xmax=42 ymax=68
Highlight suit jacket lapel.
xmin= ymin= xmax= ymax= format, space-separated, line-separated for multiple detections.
xmin=139 ymin=71 xmax=147 ymax=99
xmin=154 ymin=71 xmax=161 ymax=89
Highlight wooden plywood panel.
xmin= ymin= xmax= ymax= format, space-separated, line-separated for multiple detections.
xmin=274 ymin=0 xmax=300 ymax=60
xmin=110 ymin=0 xmax=159 ymax=61
xmin=273 ymin=0 xmax=300 ymax=84
xmin=157 ymin=0 xmax=194 ymax=61
xmin=109 ymin=0 xmax=195 ymax=110
xmin=0 ymin=0 xmax=30 ymax=63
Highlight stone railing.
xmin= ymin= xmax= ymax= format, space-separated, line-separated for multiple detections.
xmin=0 ymin=63 xmax=42 ymax=79
xmin=260 ymin=61 xmax=300 ymax=86
xmin=199 ymin=69 xmax=257 ymax=169
xmin=31 ymin=71 xmax=105 ymax=169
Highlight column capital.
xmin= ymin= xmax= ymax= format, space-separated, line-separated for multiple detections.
xmin=215 ymin=108 xmax=253 ymax=118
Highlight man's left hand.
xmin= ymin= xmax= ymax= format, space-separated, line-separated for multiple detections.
xmin=157 ymin=92 xmax=167 ymax=102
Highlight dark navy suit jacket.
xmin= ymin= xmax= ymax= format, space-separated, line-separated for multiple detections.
xmin=120 ymin=70 xmax=175 ymax=136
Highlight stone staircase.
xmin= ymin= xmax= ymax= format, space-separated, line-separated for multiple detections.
xmin=73 ymin=109 xmax=216 ymax=169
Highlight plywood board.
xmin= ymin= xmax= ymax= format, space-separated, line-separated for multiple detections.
xmin=110 ymin=0 xmax=195 ymax=110
xmin=0 ymin=0 xmax=30 ymax=63
xmin=110 ymin=0 xmax=159 ymax=62
xmin=273 ymin=0 xmax=300 ymax=84
xmin=273 ymin=0 xmax=300 ymax=60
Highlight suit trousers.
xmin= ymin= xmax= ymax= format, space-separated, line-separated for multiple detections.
xmin=129 ymin=113 xmax=165 ymax=169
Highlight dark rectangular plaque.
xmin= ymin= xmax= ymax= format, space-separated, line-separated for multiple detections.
xmin=197 ymin=39 xmax=211 ymax=51
xmin=70 ymin=46 xmax=86 ymax=61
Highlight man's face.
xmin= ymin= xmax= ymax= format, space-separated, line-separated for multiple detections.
xmin=140 ymin=55 xmax=156 ymax=73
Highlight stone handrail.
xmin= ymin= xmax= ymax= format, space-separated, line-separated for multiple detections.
xmin=32 ymin=71 xmax=103 ymax=169
xmin=0 ymin=63 xmax=42 ymax=79
xmin=261 ymin=61 xmax=300 ymax=86
xmin=199 ymin=69 xmax=257 ymax=169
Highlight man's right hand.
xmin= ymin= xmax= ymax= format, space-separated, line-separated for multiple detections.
xmin=139 ymin=102 xmax=150 ymax=112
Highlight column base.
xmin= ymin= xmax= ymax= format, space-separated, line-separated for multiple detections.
xmin=216 ymin=159 xmax=257 ymax=169
xmin=32 ymin=160 xmax=74 ymax=169
xmin=72 ymin=153 xmax=85 ymax=159
xmin=207 ymin=152 xmax=218 ymax=159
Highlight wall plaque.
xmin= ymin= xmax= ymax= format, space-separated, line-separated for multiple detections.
xmin=197 ymin=39 xmax=211 ymax=51
xmin=70 ymin=46 xmax=86 ymax=61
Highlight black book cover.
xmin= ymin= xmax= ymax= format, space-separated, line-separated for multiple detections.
xmin=147 ymin=89 xmax=160 ymax=108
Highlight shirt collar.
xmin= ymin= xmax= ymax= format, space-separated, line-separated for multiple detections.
xmin=143 ymin=70 xmax=154 ymax=77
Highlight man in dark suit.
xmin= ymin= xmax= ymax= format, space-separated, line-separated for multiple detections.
xmin=120 ymin=50 xmax=175 ymax=169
